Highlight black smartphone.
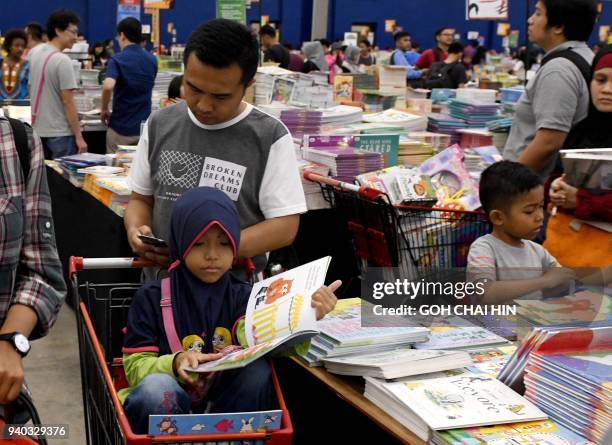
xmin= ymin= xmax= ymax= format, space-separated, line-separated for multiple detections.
xmin=138 ymin=234 xmax=168 ymax=248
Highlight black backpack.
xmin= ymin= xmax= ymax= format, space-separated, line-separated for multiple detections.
xmin=6 ymin=117 xmax=30 ymax=181
xmin=424 ymin=61 xmax=458 ymax=89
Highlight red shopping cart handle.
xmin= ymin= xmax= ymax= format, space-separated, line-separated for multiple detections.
xmin=303 ymin=171 xmax=385 ymax=200
xmin=68 ymin=256 xmax=155 ymax=276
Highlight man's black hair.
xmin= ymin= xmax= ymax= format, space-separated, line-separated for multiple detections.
xmin=25 ymin=22 xmax=44 ymax=41
xmin=479 ymin=161 xmax=543 ymax=215
xmin=541 ymin=0 xmax=598 ymax=41
xmin=167 ymin=75 xmax=183 ymax=99
xmin=435 ymin=26 xmax=453 ymax=37
xmin=448 ymin=41 xmax=464 ymax=54
xmin=259 ymin=24 xmax=276 ymax=39
xmin=46 ymin=9 xmax=80 ymax=40
xmin=412 ymin=42 xmax=421 ymax=50
xmin=317 ymin=38 xmax=331 ymax=48
xmin=2 ymin=29 xmax=28 ymax=52
xmin=117 ymin=17 xmax=142 ymax=44
xmin=184 ymin=19 xmax=259 ymax=86
xmin=360 ymin=39 xmax=371 ymax=48
xmin=393 ymin=31 xmax=411 ymax=43
xmin=282 ymin=42 xmax=293 ymax=50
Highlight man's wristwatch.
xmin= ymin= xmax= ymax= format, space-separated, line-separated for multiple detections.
xmin=0 ymin=332 xmax=31 ymax=357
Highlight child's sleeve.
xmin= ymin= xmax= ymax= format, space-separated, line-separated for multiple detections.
xmin=122 ymin=284 xmax=178 ymax=387
xmin=541 ymin=246 xmax=560 ymax=270
xmin=467 ymin=238 xmax=497 ymax=283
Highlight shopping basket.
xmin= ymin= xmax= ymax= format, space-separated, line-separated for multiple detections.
xmin=304 ymin=172 xmax=490 ymax=281
xmin=69 ymin=257 xmax=293 ymax=445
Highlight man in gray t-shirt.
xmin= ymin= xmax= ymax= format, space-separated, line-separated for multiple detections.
xmin=504 ymin=0 xmax=597 ymax=180
xmin=28 ymin=10 xmax=87 ymax=159
xmin=126 ymin=19 xmax=306 ymax=276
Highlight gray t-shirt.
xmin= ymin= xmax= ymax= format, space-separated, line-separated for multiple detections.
xmin=128 ymin=101 xmax=307 ymax=272
xmin=504 ymin=41 xmax=593 ymax=179
xmin=467 ymin=234 xmax=559 ymax=299
xmin=28 ymin=43 xmax=78 ymax=137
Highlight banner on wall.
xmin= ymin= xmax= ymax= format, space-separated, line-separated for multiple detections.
xmin=384 ymin=19 xmax=396 ymax=33
xmin=144 ymin=0 xmax=173 ymax=8
xmin=216 ymin=0 xmax=247 ymax=24
xmin=117 ymin=0 xmax=141 ymax=23
xmin=466 ymin=0 xmax=509 ymax=20
xmin=344 ymin=32 xmax=358 ymax=47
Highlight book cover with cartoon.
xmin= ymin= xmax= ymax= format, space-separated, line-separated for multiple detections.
xmin=189 ymin=257 xmax=330 ymax=373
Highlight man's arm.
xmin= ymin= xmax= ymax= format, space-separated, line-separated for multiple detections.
xmin=517 ymin=128 xmax=567 ymax=173
xmin=61 ymin=89 xmax=87 ymax=153
xmin=124 ymin=192 xmax=169 ymax=266
xmin=238 ymin=214 xmax=300 ymax=259
xmin=101 ymin=77 xmax=116 ymax=126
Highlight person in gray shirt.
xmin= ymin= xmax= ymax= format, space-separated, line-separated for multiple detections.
xmin=467 ymin=162 xmax=575 ymax=304
xmin=126 ymin=19 xmax=306 ymax=276
xmin=28 ymin=9 xmax=88 ymax=159
xmin=504 ymin=0 xmax=598 ymax=180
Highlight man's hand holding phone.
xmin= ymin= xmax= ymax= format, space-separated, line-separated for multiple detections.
xmin=127 ymin=225 xmax=170 ymax=267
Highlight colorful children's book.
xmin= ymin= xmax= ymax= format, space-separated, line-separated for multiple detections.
xmin=432 ymin=419 xmax=595 ymax=445
xmin=188 ymin=257 xmax=331 ymax=373
xmin=333 ymin=74 xmax=354 ymax=103
xmin=364 ymin=374 xmax=547 ymax=440
xmin=148 ymin=409 xmax=282 ymax=436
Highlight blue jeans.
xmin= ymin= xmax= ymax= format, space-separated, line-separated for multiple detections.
xmin=123 ymin=358 xmax=274 ymax=435
xmin=41 ymin=136 xmax=76 ymax=159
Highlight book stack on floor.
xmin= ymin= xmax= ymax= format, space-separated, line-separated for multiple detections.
xmin=448 ymin=99 xmax=500 ymax=127
xmin=364 ymin=370 xmax=548 ymax=442
xmin=524 ymin=350 xmax=611 ymax=443
xmin=432 ymin=419 xmax=595 ymax=445
xmin=427 ymin=113 xmax=468 ymax=146
xmin=300 ymin=298 xmax=430 ymax=366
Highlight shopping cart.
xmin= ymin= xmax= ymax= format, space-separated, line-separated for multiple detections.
xmin=0 ymin=392 xmax=48 ymax=445
xmin=304 ymin=172 xmax=490 ymax=282
xmin=69 ymin=257 xmax=293 ymax=445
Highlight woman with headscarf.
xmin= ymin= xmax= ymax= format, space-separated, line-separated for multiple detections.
xmin=341 ymin=46 xmax=364 ymax=74
xmin=545 ymin=45 xmax=612 ymax=268
xmin=301 ymin=41 xmax=328 ymax=74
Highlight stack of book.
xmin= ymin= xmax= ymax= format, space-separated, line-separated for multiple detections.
xmin=486 ymin=117 xmax=513 ymax=133
xmin=363 ymin=109 xmax=428 ymax=132
xmin=323 ymin=348 xmax=472 ymax=379
xmin=414 ymin=318 xmax=511 ymax=351
xmin=320 ymin=105 xmax=363 ymax=128
xmin=457 ymin=128 xmax=494 ymax=148
xmin=356 ymin=165 xmax=436 ymax=204
xmin=448 ymin=99 xmax=500 ymax=127
xmin=427 ymin=113 xmax=468 ymax=146
xmin=524 ymin=350 xmax=610 ymax=443
xmin=498 ymin=323 xmax=612 ymax=388
xmin=432 ymin=419 xmax=593 ymax=445
xmin=302 ymin=146 xmax=384 ymax=182
xmin=56 ymin=153 xmax=110 ymax=187
xmin=301 ymin=298 xmax=430 ymax=366
xmin=407 ymin=131 xmax=452 ymax=151
xmin=79 ymin=69 xmax=100 ymax=86
xmin=280 ymin=109 xmax=322 ymax=140
xmin=364 ymin=371 xmax=548 ymax=441
xmin=298 ymin=160 xmax=330 ymax=210
xmin=397 ymin=137 xmax=436 ymax=167
xmin=514 ymin=291 xmax=611 ymax=327
xmin=378 ymin=65 xmax=408 ymax=95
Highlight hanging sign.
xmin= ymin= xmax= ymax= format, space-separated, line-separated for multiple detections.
xmin=466 ymin=0 xmax=509 ymax=20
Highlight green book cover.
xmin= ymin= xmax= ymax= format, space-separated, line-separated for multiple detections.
xmin=353 ymin=134 xmax=400 ymax=167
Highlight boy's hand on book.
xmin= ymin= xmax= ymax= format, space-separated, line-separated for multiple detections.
xmin=312 ymin=280 xmax=342 ymax=320
xmin=173 ymin=351 xmax=222 ymax=386
xmin=541 ymin=267 xmax=576 ymax=289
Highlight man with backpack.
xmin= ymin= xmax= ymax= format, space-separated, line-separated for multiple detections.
xmin=504 ymin=0 xmax=598 ymax=179
xmin=0 ymin=116 xmax=66 ymax=404
xmin=416 ymin=27 xmax=455 ymax=70
xmin=424 ymin=42 xmax=467 ymax=89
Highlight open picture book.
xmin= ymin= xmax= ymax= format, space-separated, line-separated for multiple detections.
xmin=188 ymin=257 xmax=332 ymax=372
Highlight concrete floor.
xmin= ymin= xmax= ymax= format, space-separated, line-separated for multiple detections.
xmin=23 ymin=305 xmax=86 ymax=445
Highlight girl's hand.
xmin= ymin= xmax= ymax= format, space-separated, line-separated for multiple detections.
xmin=173 ymin=351 xmax=222 ymax=386
xmin=312 ymin=280 xmax=342 ymax=320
